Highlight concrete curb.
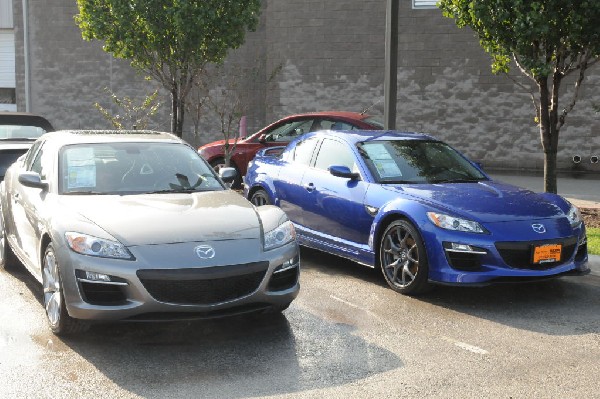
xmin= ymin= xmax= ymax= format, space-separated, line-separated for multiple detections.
xmin=588 ymin=255 xmax=600 ymax=277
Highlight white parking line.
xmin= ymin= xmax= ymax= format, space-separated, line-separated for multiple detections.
xmin=442 ymin=336 xmax=489 ymax=355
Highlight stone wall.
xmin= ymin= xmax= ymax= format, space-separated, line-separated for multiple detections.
xmin=11 ymin=0 xmax=600 ymax=173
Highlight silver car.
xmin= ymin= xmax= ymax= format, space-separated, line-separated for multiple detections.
xmin=0 ymin=130 xmax=299 ymax=335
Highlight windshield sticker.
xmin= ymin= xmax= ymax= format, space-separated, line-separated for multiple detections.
xmin=66 ymin=147 xmax=96 ymax=189
xmin=364 ymin=144 xmax=402 ymax=178
xmin=374 ymin=160 xmax=402 ymax=178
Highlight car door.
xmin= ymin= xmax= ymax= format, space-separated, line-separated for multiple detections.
xmin=273 ymin=136 xmax=320 ymax=228
xmin=300 ymin=138 xmax=373 ymax=247
xmin=13 ymin=140 xmax=52 ymax=267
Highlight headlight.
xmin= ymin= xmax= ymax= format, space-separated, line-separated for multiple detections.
xmin=566 ymin=204 xmax=582 ymax=228
xmin=65 ymin=232 xmax=133 ymax=259
xmin=264 ymin=220 xmax=296 ymax=250
xmin=427 ymin=212 xmax=486 ymax=234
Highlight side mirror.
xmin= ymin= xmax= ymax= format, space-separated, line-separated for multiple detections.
xmin=219 ymin=167 xmax=237 ymax=184
xmin=18 ymin=172 xmax=48 ymax=189
xmin=258 ymin=134 xmax=267 ymax=144
xmin=329 ymin=165 xmax=360 ymax=180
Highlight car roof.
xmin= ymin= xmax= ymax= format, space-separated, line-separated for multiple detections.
xmin=41 ymin=130 xmax=183 ymax=146
xmin=278 ymin=111 xmax=375 ymax=121
xmin=0 ymin=112 xmax=54 ymax=131
xmin=306 ymin=129 xmax=437 ymax=144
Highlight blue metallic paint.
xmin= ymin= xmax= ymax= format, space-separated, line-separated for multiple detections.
xmin=245 ymin=130 xmax=589 ymax=287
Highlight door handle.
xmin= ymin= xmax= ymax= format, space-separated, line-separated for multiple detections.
xmin=304 ymin=183 xmax=315 ymax=192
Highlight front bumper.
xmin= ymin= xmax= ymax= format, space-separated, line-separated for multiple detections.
xmin=56 ymin=239 xmax=300 ymax=321
xmin=421 ymin=219 xmax=589 ymax=285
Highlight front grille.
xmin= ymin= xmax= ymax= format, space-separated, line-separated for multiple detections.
xmin=268 ymin=266 xmax=299 ymax=291
xmin=446 ymin=252 xmax=481 ymax=271
xmin=495 ymin=237 xmax=578 ymax=269
xmin=79 ymin=282 xmax=127 ymax=305
xmin=137 ymin=262 xmax=269 ymax=305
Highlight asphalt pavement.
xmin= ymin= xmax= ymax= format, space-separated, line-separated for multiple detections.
xmin=488 ymin=171 xmax=600 ymax=276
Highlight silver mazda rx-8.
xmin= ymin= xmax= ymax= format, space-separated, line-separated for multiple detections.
xmin=0 ymin=130 xmax=300 ymax=335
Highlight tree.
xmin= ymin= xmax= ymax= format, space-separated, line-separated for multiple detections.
xmin=75 ymin=0 xmax=261 ymax=137
xmin=94 ymin=87 xmax=161 ymax=130
xmin=438 ymin=0 xmax=600 ymax=193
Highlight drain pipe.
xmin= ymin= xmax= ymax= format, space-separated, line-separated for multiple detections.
xmin=572 ymin=155 xmax=582 ymax=164
xmin=22 ymin=0 xmax=31 ymax=112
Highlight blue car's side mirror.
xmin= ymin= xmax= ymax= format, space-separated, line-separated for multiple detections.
xmin=329 ymin=165 xmax=360 ymax=180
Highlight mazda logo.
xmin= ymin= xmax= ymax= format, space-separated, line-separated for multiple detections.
xmin=532 ymin=224 xmax=546 ymax=234
xmin=195 ymin=245 xmax=215 ymax=259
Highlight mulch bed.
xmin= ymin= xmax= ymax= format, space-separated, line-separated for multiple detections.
xmin=581 ymin=208 xmax=600 ymax=229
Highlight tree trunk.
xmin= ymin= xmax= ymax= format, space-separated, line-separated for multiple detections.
xmin=537 ymin=77 xmax=558 ymax=194
xmin=171 ymin=85 xmax=179 ymax=135
xmin=176 ymin=100 xmax=185 ymax=138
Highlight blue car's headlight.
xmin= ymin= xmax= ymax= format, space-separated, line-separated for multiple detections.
xmin=264 ymin=220 xmax=296 ymax=250
xmin=427 ymin=212 xmax=486 ymax=234
xmin=65 ymin=232 xmax=133 ymax=259
xmin=566 ymin=204 xmax=582 ymax=228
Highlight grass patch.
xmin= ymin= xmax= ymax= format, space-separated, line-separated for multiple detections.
xmin=588 ymin=228 xmax=600 ymax=256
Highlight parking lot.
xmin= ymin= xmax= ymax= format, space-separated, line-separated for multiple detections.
xmin=1 ymin=247 xmax=599 ymax=398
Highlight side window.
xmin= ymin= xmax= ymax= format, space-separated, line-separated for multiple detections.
xmin=293 ymin=137 xmax=319 ymax=166
xmin=24 ymin=140 xmax=43 ymax=169
xmin=265 ymin=119 xmax=314 ymax=142
xmin=314 ymin=139 xmax=358 ymax=172
xmin=29 ymin=143 xmax=52 ymax=180
xmin=321 ymin=120 xmax=358 ymax=131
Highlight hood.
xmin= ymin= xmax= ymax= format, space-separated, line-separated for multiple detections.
xmin=58 ymin=190 xmax=261 ymax=245
xmin=384 ymin=181 xmax=565 ymax=223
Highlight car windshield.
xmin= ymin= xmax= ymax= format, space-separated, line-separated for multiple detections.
xmin=59 ymin=142 xmax=224 ymax=195
xmin=0 ymin=125 xmax=47 ymax=140
xmin=358 ymin=140 xmax=487 ymax=184
xmin=362 ymin=117 xmax=384 ymax=129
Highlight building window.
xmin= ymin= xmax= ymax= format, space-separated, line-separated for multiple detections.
xmin=413 ymin=0 xmax=438 ymax=9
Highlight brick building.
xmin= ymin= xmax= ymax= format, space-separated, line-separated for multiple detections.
xmin=3 ymin=0 xmax=600 ymax=172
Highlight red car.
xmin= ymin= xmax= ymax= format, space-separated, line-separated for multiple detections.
xmin=198 ymin=111 xmax=383 ymax=187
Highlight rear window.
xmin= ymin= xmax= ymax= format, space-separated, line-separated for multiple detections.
xmin=0 ymin=125 xmax=48 ymax=140
xmin=0 ymin=149 xmax=27 ymax=179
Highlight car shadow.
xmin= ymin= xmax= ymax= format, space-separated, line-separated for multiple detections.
xmin=300 ymin=247 xmax=600 ymax=336
xmin=5 ymin=261 xmax=402 ymax=398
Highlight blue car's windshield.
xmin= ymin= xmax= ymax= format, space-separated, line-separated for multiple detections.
xmin=358 ymin=140 xmax=486 ymax=184
xmin=59 ymin=142 xmax=224 ymax=195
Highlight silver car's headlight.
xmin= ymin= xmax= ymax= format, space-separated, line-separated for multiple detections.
xmin=264 ymin=220 xmax=296 ymax=250
xmin=427 ymin=212 xmax=486 ymax=234
xmin=566 ymin=204 xmax=582 ymax=228
xmin=65 ymin=232 xmax=133 ymax=259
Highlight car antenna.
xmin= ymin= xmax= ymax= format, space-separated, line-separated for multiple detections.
xmin=360 ymin=99 xmax=382 ymax=115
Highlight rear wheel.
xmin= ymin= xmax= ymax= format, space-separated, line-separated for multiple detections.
xmin=250 ymin=189 xmax=272 ymax=207
xmin=379 ymin=219 xmax=431 ymax=295
xmin=42 ymin=243 xmax=89 ymax=335
xmin=209 ymin=157 xmax=242 ymax=189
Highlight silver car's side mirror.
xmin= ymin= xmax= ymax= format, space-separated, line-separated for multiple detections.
xmin=18 ymin=172 xmax=48 ymax=190
xmin=219 ymin=167 xmax=237 ymax=184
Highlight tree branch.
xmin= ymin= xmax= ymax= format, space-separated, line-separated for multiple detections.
xmin=504 ymin=71 xmax=540 ymax=124
xmin=558 ymin=50 xmax=592 ymax=130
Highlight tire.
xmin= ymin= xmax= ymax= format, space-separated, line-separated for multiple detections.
xmin=379 ymin=219 xmax=431 ymax=295
xmin=42 ymin=243 xmax=89 ymax=335
xmin=0 ymin=229 xmax=18 ymax=271
xmin=209 ymin=157 xmax=243 ymax=189
xmin=250 ymin=189 xmax=272 ymax=207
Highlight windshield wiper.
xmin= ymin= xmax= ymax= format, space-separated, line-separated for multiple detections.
xmin=430 ymin=178 xmax=483 ymax=184
xmin=63 ymin=190 xmax=107 ymax=195
xmin=0 ymin=138 xmax=37 ymax=141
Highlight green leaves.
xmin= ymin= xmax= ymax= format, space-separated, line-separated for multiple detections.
xmin=438 ymin=0 xmax=600 ymax=79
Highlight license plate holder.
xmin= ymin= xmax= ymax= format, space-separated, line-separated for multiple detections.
xmin=531 ymin=244 xmax=562 ymax=264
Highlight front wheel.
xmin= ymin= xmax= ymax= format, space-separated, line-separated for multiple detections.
xmin=42 ymin=244 xmax=89 ymax=335
xmin=379 ymin=219 xmax=431 ymax=295
xmin=250 ymin=189 xmax=272 ymax=207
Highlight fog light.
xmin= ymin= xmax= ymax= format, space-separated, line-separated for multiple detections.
xmin=85 ymin=271 xmax=112 ymax=282
xmin=274 ymin=255 xmax=300 ymax=274
xmin=451 ymin=243 xmax=473 ymax=252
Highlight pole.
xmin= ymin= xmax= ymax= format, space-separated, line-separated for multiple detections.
xmin=384 ymin=0 xmax=398 ymax=130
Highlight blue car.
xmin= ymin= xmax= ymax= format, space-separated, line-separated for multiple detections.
xmin=244 ymin=130 xmax=590 ymax=295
